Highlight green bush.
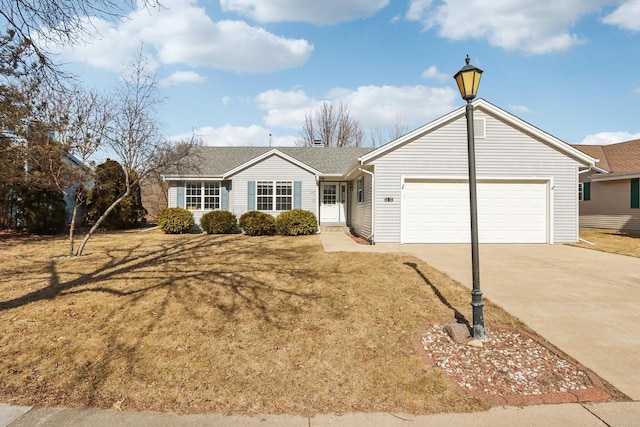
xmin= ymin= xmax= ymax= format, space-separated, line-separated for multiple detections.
xmin=239 ymin=211 xmax=276 ymax=236
xmin=16 ymin=186 xmax=67 ymax=234
xmin=85 ymin=159 xmax=146 ymax=229
xmin=200 ymin=210 xmax=237 ymax=234
xmin=276 ymin=209 xmax=318 ymax=236
xmin=157 ymin=207 xmax=194 ymax=234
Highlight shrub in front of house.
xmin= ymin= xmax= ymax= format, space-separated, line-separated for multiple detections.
xmin=200 ymin=210 xmax=237 ymax=234
xmin=239 ymin=211 xmax=276 ymax=236
xmin=157 ymin=207 xmax=194 ymax=234
xmin=276 ymin=209 xmax=318 ymax=236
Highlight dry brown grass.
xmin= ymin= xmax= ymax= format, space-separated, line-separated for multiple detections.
xmin=571 ymin=229 xmax=640 ymax=258
xmin=0 ymin=231 xmax=521 ymax=416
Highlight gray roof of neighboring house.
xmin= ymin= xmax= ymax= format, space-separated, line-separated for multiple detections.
xmin=164 ymin=146 xmax=375 ymax=177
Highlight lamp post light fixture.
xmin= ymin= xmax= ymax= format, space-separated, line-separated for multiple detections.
xmin=453 ymin=55 xmax=485 ymax=341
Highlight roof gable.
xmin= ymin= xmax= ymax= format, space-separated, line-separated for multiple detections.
xmin=224 ymin=149 xmax=321 ymax=178
xmin=359 ymin=99 xmax=595 ymax=168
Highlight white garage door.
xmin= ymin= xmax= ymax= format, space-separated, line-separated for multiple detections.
xmin=401 ymin=180 xmax=548 ymax=243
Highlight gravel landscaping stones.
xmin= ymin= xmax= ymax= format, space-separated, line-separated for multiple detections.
xmin=421 ymin=323 xmax=611 ymax=405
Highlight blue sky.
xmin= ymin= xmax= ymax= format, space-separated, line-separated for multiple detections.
xmin=47 ymin=0 xmax=640 ymax=147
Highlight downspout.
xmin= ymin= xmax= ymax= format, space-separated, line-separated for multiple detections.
xmin=359 ymin=167 xmax=375 ymax=243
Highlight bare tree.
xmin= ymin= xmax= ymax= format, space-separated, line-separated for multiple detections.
xmin=296 ymin=101 xmax=364 ymax=147
xmin=0 ymin=0 xmax=158 ymax=75
xmin=72 ymin=50 xmax=192 ymax=256
xmin=369 ymin=115 xmax=409 ymax=147
xmin=42 ymin=86 xmax=112 ymax=255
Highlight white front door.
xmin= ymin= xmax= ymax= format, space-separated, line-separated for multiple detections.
xmin=320 ymin=182 xmax=347 ymax=223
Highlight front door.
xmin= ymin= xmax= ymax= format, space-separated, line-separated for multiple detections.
xmin=320 ymin=182 xmax=347 ymax=223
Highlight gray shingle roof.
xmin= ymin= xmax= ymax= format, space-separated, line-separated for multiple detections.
xmin=165 ymin=146 xmax=374 ymax=177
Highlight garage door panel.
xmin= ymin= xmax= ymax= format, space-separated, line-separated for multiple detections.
xmin=401 ymin=181 xmax=548 ymax=243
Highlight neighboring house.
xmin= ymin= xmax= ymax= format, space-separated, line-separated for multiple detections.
xmin=573 ymin=139 xmax=640 ymax=233
xmin=162 ymin=99 xmax=595 ymax=244
xmin=0 ymin=130 xmax=90 ymax=228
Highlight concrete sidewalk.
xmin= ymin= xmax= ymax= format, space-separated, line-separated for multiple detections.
xmin=3 ymin=402 xmax=640 ymax=427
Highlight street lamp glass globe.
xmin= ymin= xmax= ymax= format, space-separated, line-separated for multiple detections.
xmin=454 ymin=55 xmax=483 ymax=101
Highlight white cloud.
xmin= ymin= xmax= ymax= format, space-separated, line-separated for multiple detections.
xmin=220 ymin=0 xmax=389 ymax=25
xmin=634 ymin=88 xmax=640 ymax=96
xmin=421 ymin=65 xmax=449 ymax=82
xmin=603 ymin=0 xmax=640 ymax=31
xmin=509 ymin=104 xmax=531 ymax=113
xmin=578 ymin=131 xmax=640 ymax=145
xmin=255 ymin=84 xmax=459 ymax=131
xmin=406 ymin=0 xmax=606 ymax=54
xmin=256 ymin=89 xmax=319 ymax=128
xmin=172 ymin=125 xmax=297 ymax=147
xmin=160 ymin=70 xmax=205 ymax=86
xmin=42 ymin=0 xmax=313 ymax=73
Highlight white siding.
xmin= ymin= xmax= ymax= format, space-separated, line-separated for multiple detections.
xmin=230 ymin=154 xmax=318 ymax=218
xmin=350 ymin=173 xmax=372 ymax=239
xmin=579 ymin=179 xmax=640 ymax=232
xmin=369 ymin=110 xmax=581 ymax=243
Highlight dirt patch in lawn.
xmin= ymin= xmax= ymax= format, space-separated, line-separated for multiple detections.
xmin=0 ymin=232 xmax=622 ymax=415
xmin=570 ymin=229 xmax=640 ymax=258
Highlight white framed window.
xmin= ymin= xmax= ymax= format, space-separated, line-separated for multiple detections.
xmin=185 ymin=182 xmax=220 ymax=210
xmin=276 ymin=181 xmax=293 ymax=210
xmin=256 ymin=181 xmax=292 ymax=211
xmin=357 ymin=177 xmax=364 ymax=203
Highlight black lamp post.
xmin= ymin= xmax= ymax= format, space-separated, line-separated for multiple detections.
xmin=453 ymin=55 xmax=485 ymax=341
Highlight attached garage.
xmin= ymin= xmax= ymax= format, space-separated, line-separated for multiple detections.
xmin=401 ymin=178 xmax=549 ymax=244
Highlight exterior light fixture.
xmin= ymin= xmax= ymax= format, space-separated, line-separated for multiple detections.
xmin=454 ymin=55 xmax=485 ymax=341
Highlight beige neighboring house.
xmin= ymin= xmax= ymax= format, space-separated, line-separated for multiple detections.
xmin=573 ymin=139 xmax=640 ymax=233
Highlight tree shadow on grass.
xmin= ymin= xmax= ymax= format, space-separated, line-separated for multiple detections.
xmin=0 ymin=234 xmax=323 ymax=325
xmin=0 ymin=233 xmax=327 ymax=408
xmin=405 ymin=261 xmax=471 ymax=331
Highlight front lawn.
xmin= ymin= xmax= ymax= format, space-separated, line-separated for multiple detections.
xmin=0 ymin=231 xmax=521 ymax=415
xmin=572 ymin=229 xmax=640 ymax=258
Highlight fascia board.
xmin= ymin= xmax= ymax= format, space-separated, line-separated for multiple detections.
xmin=591 ymin=171 xmax=640 ymax=181
xmin=161 ymin=175 xmax=224 ymax=181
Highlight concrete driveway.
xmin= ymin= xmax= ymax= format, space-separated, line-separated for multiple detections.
xmin=399 ymin=244 xmax=640 ymax=401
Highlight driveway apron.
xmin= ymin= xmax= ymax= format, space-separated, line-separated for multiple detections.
xmin=398 ymin=244 xmax=640 ymax=401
